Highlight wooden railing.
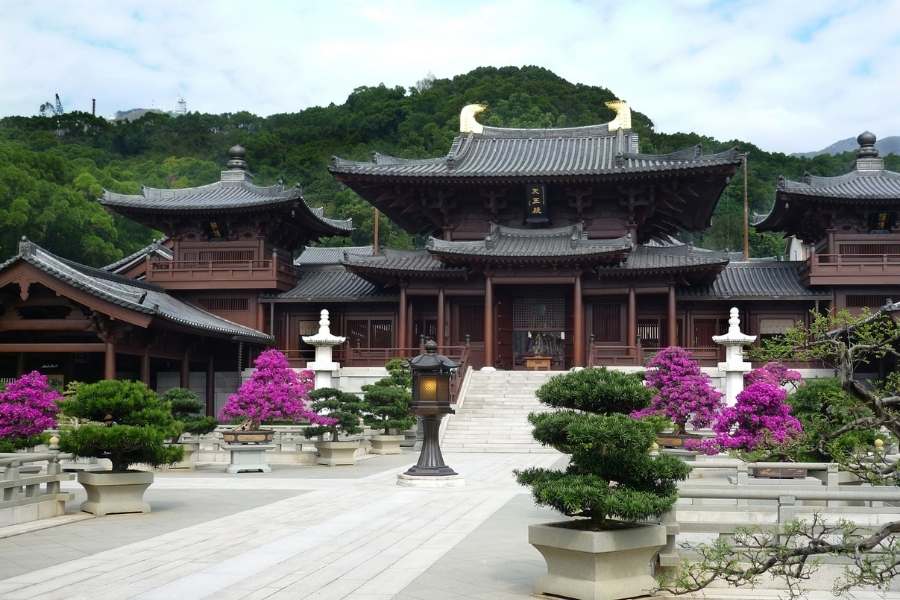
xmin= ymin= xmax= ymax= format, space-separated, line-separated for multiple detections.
xmin=146 ymin=258 xmax=295 ymax=287
xmin=808 ymin=253 xmax=900 ymax=284
xmin=587 ymin=343 xmax=724 ymax=367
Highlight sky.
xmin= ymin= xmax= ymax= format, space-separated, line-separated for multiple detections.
xmin=1 ymin=0 xmax=899 ymax=153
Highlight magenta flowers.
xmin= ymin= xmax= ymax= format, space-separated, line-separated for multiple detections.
xmin=632 ymin=347 xmax=723 ymax=434
xmin=745 ymin=361 xmax=802 ymax=388
xmin=220 ymin=349 xmax=334 ymax=430
xmin=0 ymin=371 xmax=60 ymax=446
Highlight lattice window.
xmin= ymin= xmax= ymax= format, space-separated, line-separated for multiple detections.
xmin=846 ymin=295 xmax=894 ymax=308
xmin=371 ymin=320 xmax=393 ymax=347
xmin=513 ymin=298 xmax=565 ymax=330
xmin=347 ymin=319 xmax=369 ymax=348
xmin=182 ymin=249 xmax=256 ymax=262
xmin=592 ymin=303 xmax=621 ymax=342
xmin=197 ymin=297 xmax=249 ymax=311
xmin=345 ymin=319 xmax=394 ymax=348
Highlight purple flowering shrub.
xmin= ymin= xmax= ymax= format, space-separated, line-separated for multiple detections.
xmin=0 ymin=371 xmax=60 ymax=450
xmin=631 ymin=347 xmax=723 ymax=434
xmin=220 ymin=349 xmax=335 ymax=430
xmin=745 ymin=362 xmax=802 ymax=388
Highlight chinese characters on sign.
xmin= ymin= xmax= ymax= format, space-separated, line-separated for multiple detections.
xmin=525 ymin=183 xmax=549 ymax=224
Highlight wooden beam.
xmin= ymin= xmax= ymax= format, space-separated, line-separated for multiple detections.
xmin=0 ymin=319 xmax=92 ymax=332
xmin=0 ymin=343 xmax=106 ymax=353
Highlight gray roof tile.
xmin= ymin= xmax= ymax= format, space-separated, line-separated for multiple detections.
xmin=102 ymin=238 xmax=173 ymax=273
xmin=679 ymin=260 xmax=828 ymax=300
xmin=777 ymin=169 xmax=900 ymax=200
xmin=295 ymin=246 xmax=374 ymax=266
xmin=343 ymin=249 xmax=464 ymax=275
xmin=273 ymin=267 xmax=395 ymax=302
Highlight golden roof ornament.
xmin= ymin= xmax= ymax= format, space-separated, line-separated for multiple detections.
xmin=604 ymin=100 xmax=631 ymax=132
xmin=459 ymin=103 xmax=486 ymax=134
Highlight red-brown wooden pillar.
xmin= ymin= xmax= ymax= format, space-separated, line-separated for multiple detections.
xmin=140 ymin=350 xmax=151 ymax=385
xmin=627 ymin=287 xmax=637 ymax=351
xmin=484 ymin=275 xmax=494 ymax=367
xmin=15 ymin=353 xmax=25 ymax=377
xmin=206 ymin=354 xmax=215 ymax=417
xmin=180 ymin=352 xmax=190 ymax=389
xmin=573 ymin=274 xmax=584 ymax=367
xmin=437 ymin=288 xmax=445 ymax=348
xmin=398 ymin=285 xmax=407 ymax=349
xmin=104 ymin=342 xmax=116 ymax=380
xmin=667 ymin=285 xmax=678 ymax=347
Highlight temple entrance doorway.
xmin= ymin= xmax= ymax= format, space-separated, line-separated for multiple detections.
xmin=506 ymin=291 xmax=568 ymax=370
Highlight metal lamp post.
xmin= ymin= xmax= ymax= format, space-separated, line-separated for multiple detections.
xmin=403 ymin=340 xmax=458 ymax=478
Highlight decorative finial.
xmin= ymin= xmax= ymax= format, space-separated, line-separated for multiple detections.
xmin=856 ymin=131 xmax=878 ymax=158
xmin=227 ymin=144 xmax=248 ymax=170
xmin=318 ymin=309 xmax=330 ymax=333
xmin=605 ymin=99 xmax=632 ymax=132
xmin=728 ymin=307 xmax=740 ymax=333
xmin=460 ymin=104 xmax=486 ymax=134
xmin=424 ymin=339 xmax=438 ymax=353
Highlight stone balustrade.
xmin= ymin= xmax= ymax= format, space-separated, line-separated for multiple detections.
xmin=0 ymin=452 xmax=74 ymax=527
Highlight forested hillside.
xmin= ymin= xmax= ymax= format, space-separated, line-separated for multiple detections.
xmin=2 ymin=66 xmax=896 ymax=267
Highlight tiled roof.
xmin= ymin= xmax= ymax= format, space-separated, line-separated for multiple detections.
xmin=295 ymin=246 xmax=374 ymax=266
xmin=428 ymin=224 xmax=630 ymax=264
xmin=102 ymin=238 xmax=172 ymax=273
xmin=331 ymin=132 xmax=741 ymax=180
xmin=599 ymin=243 xmax=729 ymax=274
xmin=343 ymin=249 xmax=466 ymax=279
xmin=678 ymin=260 xmax=828 ymax=300
xmin=5 ymin=239 xmax=272 ymax=343
xmin=776 ymin=170 xmax=900 ymax=201
xmin=272 ymin=267 xmax=395 ymax=302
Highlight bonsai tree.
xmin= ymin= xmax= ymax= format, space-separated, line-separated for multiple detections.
xmin=361 ymin=358 xmax=415 ymax=435
xmin=632 ymin=347 xmax=723 ymax=434
xmin=0 ymin=371 xmax=61 ymax=452
xmin=219 ymin=349 xmax=323 ymax=430
xmin=516 ymin=368 xmax=691 ymax=529
xmin=162 ymin=387 xmax=218 ymax=439
xmin=304 ymin=388 xmax=364 ymax=442
xmin=58 ymin=380 xmax=183 ymax=471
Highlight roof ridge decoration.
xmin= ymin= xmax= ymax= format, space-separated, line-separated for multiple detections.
xmin=460 ymin=104 xmax=486 ymax=134
xmin=457 ymin=99 xmax=632 ymax=138
xmin=855 ymin=131 xmax=884 ymax=172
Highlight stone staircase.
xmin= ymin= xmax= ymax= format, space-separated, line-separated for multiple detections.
xmin=441 ymin=370 xmax=563 ymax=453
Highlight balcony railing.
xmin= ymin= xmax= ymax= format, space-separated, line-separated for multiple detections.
xmin=146 ymin=259 xmax=295 ymax=288
xmin=587 ymin=344 xmax=724 ymax=367
xmin=807 ymin=253 xmax=900 ymax=285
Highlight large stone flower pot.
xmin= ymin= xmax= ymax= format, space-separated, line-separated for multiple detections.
xmin=78 ymin=470 xmax=153 ymax=516
xmin=370 ymin=434 xmax=404 ymax=455
xmin=316 ymin=440 xmax=359 ymax=466
xmin=529 ymin=520 xmax=666 ymax=600
xmin=221 ymin=429 xmax=274 ymax=444
xmin=169 ymin=442 xmax=199 ymax=469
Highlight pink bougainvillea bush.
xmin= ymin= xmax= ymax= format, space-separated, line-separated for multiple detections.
xmin=631 ymin=347 xmax=723 ymax=434
xmin=744 ymin=361 xmax=802 ymax=388
xmin=0 ymin=371 xmax=61 ymax=450
xmin=220 ymin=349 xmax=335 ymax=430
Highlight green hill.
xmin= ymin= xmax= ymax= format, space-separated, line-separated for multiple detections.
xmin=1 ymin=65 xmax=896 ymax=266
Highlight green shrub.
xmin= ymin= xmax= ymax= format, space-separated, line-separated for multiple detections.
xmin=362 ymin=359 xmax=415 ymax=435
xmin=58 ymin=380 xmax=183 ymax=471
xmin=304 ymin=387 xmax=366 ymax=442
xmin=162 ymin=388 xmax=218 ymax=437
xmin=517 ymin=368 xmax=690 ymax=529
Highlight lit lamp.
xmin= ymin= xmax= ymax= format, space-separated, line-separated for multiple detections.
xmin=404 ymin=340 xmax=458 ymax=478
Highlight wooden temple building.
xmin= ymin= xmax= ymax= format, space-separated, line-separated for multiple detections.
xmin=1 ymin=102 xmax=898 ymax=412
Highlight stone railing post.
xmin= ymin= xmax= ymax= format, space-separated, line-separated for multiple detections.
xmin=712 ymin=307 xmax=756 ymax=407
xmin=303 ymin=309 xmax=347 ymax=389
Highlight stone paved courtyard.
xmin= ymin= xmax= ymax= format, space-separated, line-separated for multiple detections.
xmin=2 ymin=451 xmax=898 ymax=600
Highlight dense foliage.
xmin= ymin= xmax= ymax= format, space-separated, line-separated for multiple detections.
xmin=162 ymin=387 xmax=218 ymax=438
xmin=304 ymin=388 xmax=366 ymax=442
xmin=57 ymin=379 xmax=182 ymax=471
xmin=0 ymin=371 xmax=60 ymax=452
xmin=632 ymin=347 xmax=723 ymax=434
xmin=220 ymin=349 xmax=324 ymax=430
xmin=361 ymin=358 xmax=415 ymax=435
xmin=517 ymin=368 xmax=690 ymax=528
xmin=4 ymin=66 xmax=897 ymax=265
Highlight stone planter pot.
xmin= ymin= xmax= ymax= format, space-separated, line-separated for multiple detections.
xmin=221 ymin=429 xmax=274 ymax=444
xmin=529 ymin=520 xmax=666 ymax=600
xmin=656 ymin=432 xmax=702 ymax=449
xmin=78 ymin=470 xmax=153 ymax=516
xmin=370 ymin=434 xmax=404 ymax=455
xmin=169 ymin=441 xmax=199 ymax=469
xmin=316 ymin=440 xmax=359 ymax=466
xmin=751 ymin=466 xmax=808 ymax=479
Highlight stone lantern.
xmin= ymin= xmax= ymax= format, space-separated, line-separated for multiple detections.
xmin=302 ymin=309 xmax=346 ymax=389
xmin=713 ymin=307 xmax=756 ymax=406
xmin=398 ymin=340 xmax=463 ymax=487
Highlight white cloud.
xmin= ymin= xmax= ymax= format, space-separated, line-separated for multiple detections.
xmin=0 ymin=0 xmax=898 ymax=152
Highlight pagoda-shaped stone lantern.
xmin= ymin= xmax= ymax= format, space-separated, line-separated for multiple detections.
xmin=303 ymin=309 xmax=346 ymax=389
xmin=713 ymin=307 xmax=756 ymax=406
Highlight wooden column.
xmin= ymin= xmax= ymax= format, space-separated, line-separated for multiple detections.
xmin=627 ymin=287 xmax=637 ymax=350
xmin=104 ymin=342 xmax=116 ymax=380
xmin=573 ymin=274 xmax=584 ymax=367
xmin=437 ymin=288 xmax=446 ymax=348
xmin=15 ymin=353 xmax=25 ymax=376
xmin=180 ymin=351 xmax=190 ymax=389
xmin=667 ymin=285 xmax=678 ymax=347
xmin=408 ymin=299 xmax=415 ymax=348
xmin=398 ymin=285 xmax=407 ymax=349
xmin=140 ymin=350 xmax=151 ymax=385
xmin=206 ymin=354 xmax=215 ymax=418
xmin=484 ymin=275 xmax=494 ymax=367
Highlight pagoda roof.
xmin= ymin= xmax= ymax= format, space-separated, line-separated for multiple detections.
xmin=268 ymin=266 xmax=395 ymax=303
xmin=1 ymin=239 xmax=272 ymax=343
xmin=427 ymin=224 xmax=631 ymax=266
xmin=342 ymin=249 xmax=466 ymax=284
xmin=102 ymin=237 xmax=173 ymax=274
xmin=678 ymin=259 xmax=827 ymax=301
xmin=295 ymin=245 xmax=374 ymax=266
xmin=758 ymin=132 xmax=900 ymax=235
xmin=596 ymin=242 xmax=728 ymax=281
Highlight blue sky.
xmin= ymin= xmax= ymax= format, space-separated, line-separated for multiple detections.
xmin=1 ymin=0 xmax=898 ymax=153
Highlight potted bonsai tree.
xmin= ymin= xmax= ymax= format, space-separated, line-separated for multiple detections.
xmin=631 ymin=347 xmax=723 ymax=449
xmin=0 ymin=371 xmax=60 ymax=454
xmin=219 ymin=349 xmax=323 ymax=443
xmin=516 ymin=368 xmax=691 ymax=600
xmin=304 ymin=387 xmax=365 ymax=466
xmin=163 ymin=387 xmax=217 ymax=469
xmin=361 ymin=358 xmax=415 ymax=455
xmin=58 ymin=379 xmax=183 ymax=515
